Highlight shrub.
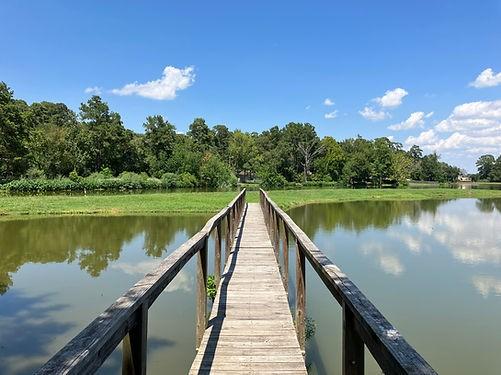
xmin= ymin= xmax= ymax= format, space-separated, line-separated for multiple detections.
xmin=199 ymin=154 xmax=237 ymax=188
xmin=259 ymin=167 xmax=287 ymax=189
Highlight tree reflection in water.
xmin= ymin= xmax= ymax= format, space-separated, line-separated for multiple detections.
xmin=0 ymin=215 xmax=208 ymax=294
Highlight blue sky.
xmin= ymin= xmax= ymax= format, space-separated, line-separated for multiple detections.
xmin=2 ymin=1 xmax=501 ymax=171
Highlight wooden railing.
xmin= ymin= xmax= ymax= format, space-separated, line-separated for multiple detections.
xmin=35 ymin=189 xmax=246 ymax=375
xmin=260 ymin=189 xmax=437 ymax=375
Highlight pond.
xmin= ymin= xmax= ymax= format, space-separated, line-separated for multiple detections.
xmin=287 ymin=199 xmax=501 ymax=375
xmin=1 ymin=199 xmax=500 ymax=374
xmin=0 ymin=215 xmax=214 ymax=375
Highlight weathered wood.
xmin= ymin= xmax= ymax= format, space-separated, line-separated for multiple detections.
xmin=343 ymin=303 xmax=364 ymax=375
xmin=295 ymin=239 xmax=306 ymax=352
xmin=122 ymin=302 xmax=148 ymax=375
xmin=214 ymin=224 xmax=222 ymax=286
xmin=35 ymin=189 xmax=246 ymax=375
xmin=190 ymin=204 xmax=307 ymax=374
xmin=260 ymin=189 xmax=437 ymax=375
xmin=196 ymin=237 xmax=208 ymax=349
xmin=282 ymin=222 xmax=289 ymax=294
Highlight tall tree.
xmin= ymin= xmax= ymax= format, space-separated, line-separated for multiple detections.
xmin=315 ymin=136 xmax=345 ymax=181
xmin=213 ymin=124 xmax=231 ymax=161
xmin=143 ymin=115 xmax=177 ymax=176
xmin=188 ymin=118 xmax=213 ymax=152
xmin=476 ymin=154 xmax=496 ymax=181
xmin=0 ymin=82 xmax=30 ymax=181
xmin=78 ymin=96 xmax=132 ymax=175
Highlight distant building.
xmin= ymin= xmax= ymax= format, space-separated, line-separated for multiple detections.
xmin=457 ymin=174 xmax=472 ymax=182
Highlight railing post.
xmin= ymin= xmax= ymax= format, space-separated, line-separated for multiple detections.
xmin=122 ymin=302 xmax=148 ymax=375
xmin=225 ymin=212 xmax=231 ymax=263
xmin=214 ymin=223 xmax=222 ymax=286
xmin=282 ymin=223 xmax=289 ymax=294
xmin=343 ymin=304 xmax=364 ymax=375
xmin=274 ymin=210 xmax=281 ymax=256
xmin=196 ymin=237 xmax=208 ymax=349
xmin=295 ymin=239 xmax=306 ymax=352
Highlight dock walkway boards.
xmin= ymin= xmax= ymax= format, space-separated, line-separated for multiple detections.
xmin=189 ymin=203 xmax=307 ymax=374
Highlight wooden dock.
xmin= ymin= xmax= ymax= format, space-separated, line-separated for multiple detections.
xmin=190 ymin=203 xmax=307 ymax=374
xmin=35 ymin=189 xmax=437 ymax=375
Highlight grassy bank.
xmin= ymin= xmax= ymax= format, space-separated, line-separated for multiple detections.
xmin=1 ymin=188 xmax=501 ymax=219
xmin=265 ymin=188 xmax=501 ymax=210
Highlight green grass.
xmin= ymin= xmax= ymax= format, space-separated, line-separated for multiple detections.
xmin=1 ymin=188 xmax=501 ymax=219
xmin=0 ymin=191 xmax=239 ymax=218
xmin=263 ymin=188 xmax=501 ymax=210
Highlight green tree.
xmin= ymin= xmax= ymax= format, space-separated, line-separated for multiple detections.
xmin=188 ymin=118 xmax=213 ymax=152
xmin=213 ymin=124 xmax=232 ymax=161
xmin=143 ymin=115 xmax=177 ymax=176
xmin=229 ymin=130 xmax=260 ymax=181
xmin=391 ymin=151 xmax=413 ymax=184
xmin=372 ymin=137 xmax=394 ymax=187
xmin=199 ymin=153 xmax=236 ymax=188
xmin=165 ymin=135 xmax=202 ymax=176
xmin=78 ymin=96 xmax=133 ymax=175
xmin=0 ymin=82 xmax=30 ymax=181
xmin=280 ymin=122 xmax=319 ymax=181
xmin=420 ymin=153 xmax=441 ymax=181
xmin=314 ymin=136 xmax=345 ymax=181
xmin=476 ymin=154 xmax=496 ymax=181
xmin=490 ymin=155 xmax=501 ymax=182
xmin=26 ymin=101 xmax=79 ymax=177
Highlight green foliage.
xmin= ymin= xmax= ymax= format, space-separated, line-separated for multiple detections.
xmin=305 ymin=315 xmax=316 ymax=341
xmin=207 ymin=275 xmax=217 ymax=301
xmin=258 ymin=166 xmax=287 ymax=189
xmin=161 ymin=172 xmax=198 ymax=188
xmin=199 ymin=153 xmax=237 ymax=188
xmin=0 ymin=81 xmax=466 ymax=189
xmin=476 ymin=154 xmax=501 ymax=182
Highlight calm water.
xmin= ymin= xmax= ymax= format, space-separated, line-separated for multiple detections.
xmin=0 ymin=215 xmax=214 ymax=375
xmin=287 ymin=199 xmax=501 ymax=375
xmin=1 ymin=200 xmax=500 ymax=374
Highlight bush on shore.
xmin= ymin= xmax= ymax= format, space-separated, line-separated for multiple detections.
xmin=0 ymin=171 xmax=201 ymax=193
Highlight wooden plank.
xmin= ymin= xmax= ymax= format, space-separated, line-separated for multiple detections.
xmin=196 ymin=238 xmax=208 ymax=349
xmin=35 ymin=189 xmax=246 ymax=375
xmin=190 ymin=203 xmax=307 ymax=374
xmin=260 ymin=189 xmax=437 ymax=375
xmin=122 ymin=302 xmax=148 ymax=375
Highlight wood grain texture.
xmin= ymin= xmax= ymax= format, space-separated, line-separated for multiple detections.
xmin=190 ymin=203 xmax=307 ymax=375
xmin=260 ymin=189 xmax=437 ymax=375
xmin=35 ymin=189 xmax=246 ymax=375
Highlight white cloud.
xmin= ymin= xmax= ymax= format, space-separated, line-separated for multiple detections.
xmin=374 ymin=88 xmax=408 ymax=108
xmin=323 ymin=98 xmax=334 ymax=106
xmin=470 ymin=68 xmax=501 ymax=88
xmin=324 ymin=110 xmax=338 ymax=119
xmin=111 ymin=65 xmax=195 ymax=100
xmin=359 ymin=106 xmax=389 ymax=121
xmin=361 ymin=243 xmax=405 ymax=276
xmin=388 ymin=111 xmax=433 ymax=131
xmin=404 ymin=129 xmax=438 ymax=146
xmin=404 ymin=100 xmax=501 ymax=157
xmin=472 ymin=275 xmax=501 ymax=297
xmin=84 ymin=86 xmax=102 ymax=95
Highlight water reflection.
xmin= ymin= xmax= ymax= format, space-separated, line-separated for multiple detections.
xmin=0 ymin=214 xmax=209 ymax=375
xmin=288 ymin=198 xmax=501 ymax=375
xmin=0 ymin=215 xmax=206 ymax=294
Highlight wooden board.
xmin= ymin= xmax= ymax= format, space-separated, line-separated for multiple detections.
xmin=189 ymin=204 xmax=307 ymax=375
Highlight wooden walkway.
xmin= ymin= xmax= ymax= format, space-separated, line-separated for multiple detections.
xmin=189 ymin=203 xmax=307 ymax=374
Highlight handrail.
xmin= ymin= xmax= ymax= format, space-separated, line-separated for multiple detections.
xmin=35 ymin=188 xmax=246 ymax=375
xmin=260 ymin=189 xmax=437 ymax=375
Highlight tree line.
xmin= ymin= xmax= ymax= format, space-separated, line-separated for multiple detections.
xmin=0 ymin=82 xmax=462 ymax=190
xmin=475 ymin=155 xmax=501 ymax=182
